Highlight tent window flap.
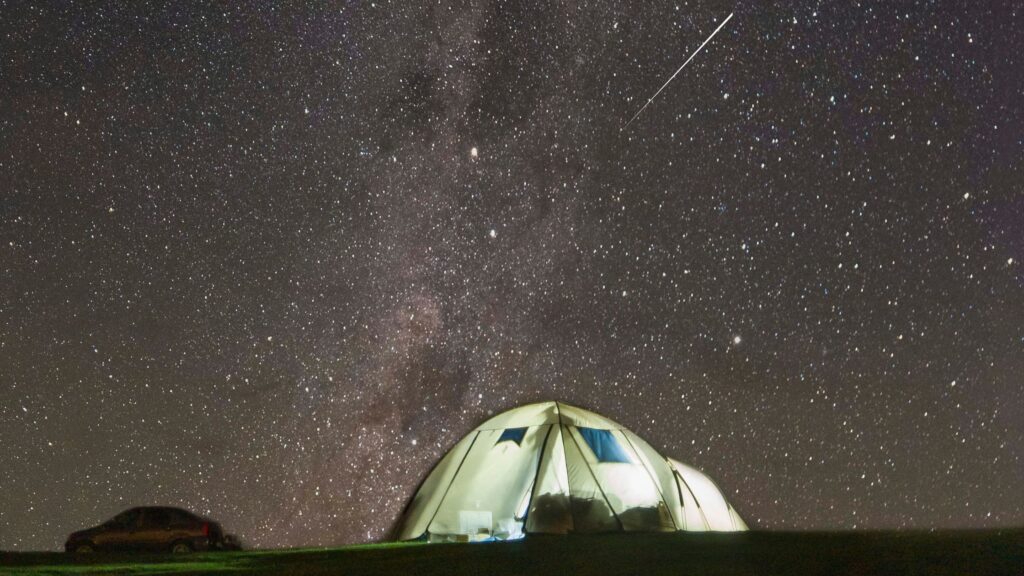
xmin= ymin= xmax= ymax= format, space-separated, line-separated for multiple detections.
xmin=496 ymin=427 xmax=528 ymax=446
xmin=577 ymin=427 xmax=632 ymax=463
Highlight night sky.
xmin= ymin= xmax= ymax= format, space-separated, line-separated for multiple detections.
xmin=2 ymin=1 xmax=1022 ymax=551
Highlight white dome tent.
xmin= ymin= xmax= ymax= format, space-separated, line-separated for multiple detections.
xmin=667 ymin=458 xmax=749 ymax=532
xmin=395 ymin=401 xmax=747 ymax=542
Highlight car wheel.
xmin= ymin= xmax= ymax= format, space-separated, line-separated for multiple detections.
xmin=74 ymin=543 xmax=95 ymax=554
xmin=171 ymin=541 xmax=192 ymax=554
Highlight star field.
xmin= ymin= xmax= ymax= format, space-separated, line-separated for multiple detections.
xmin=1 ymin=1 xmax=1022 ymax=550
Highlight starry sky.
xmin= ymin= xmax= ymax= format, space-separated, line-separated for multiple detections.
xmin=1 ymin=1 xmax=1022 ymax=551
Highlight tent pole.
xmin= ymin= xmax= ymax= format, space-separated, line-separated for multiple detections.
xmin=554 ymin=403 xmax=578 ymax=533
xmin=522 ymin=424 xmax=555 ymax=532
xmin=699 ymin=469 xmax=747 ymax=530
xmin=423 ymin=430 xmax=481 ymax=535
xmin=564 ymin=426 xmax=625 ymax=532
xmin=674 ymin=469 xmax=711 ymax=531
xmin=622 ymin=434 xmax=679 ymax=530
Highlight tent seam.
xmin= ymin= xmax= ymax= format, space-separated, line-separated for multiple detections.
xmin=423 ymin=430 xmax=481 ymax=536
xmin=564 ymin=425 xmax=625 ymax=532
xmin=674 ymin=469 xmax=711 ymax=531
xmin=554 ymin=403 xmax=577 ymax=534
xmin=522 ymin=424 xmax=555 ymax=531
xmin=621 ymin=433 xmax=679 ymax=531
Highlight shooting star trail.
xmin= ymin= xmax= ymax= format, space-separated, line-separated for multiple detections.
xmin=623 ymin=12 xmax=735 ymax=130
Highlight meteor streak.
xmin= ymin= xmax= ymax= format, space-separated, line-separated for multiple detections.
xmin=623 ymin=12 xmax=735 ymax=130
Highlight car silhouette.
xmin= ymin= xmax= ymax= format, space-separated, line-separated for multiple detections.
xmin=65 ymin=506 xmax=233 ymax=554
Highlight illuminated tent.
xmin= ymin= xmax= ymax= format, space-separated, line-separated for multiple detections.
xmin=395 ymin=401 xmax=747 ymax=542
xmin=667 ymin=458 xmax=749 ymax=532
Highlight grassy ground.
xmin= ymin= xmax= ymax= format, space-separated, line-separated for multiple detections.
xmin=1 ymin=529 xmax=1022 ymax=576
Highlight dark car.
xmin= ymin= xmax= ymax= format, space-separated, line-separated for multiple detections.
xmin=65 ymin=506 xmax=231 ymax=554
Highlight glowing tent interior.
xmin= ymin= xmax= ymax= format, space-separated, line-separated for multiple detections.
xmin=395 ymin=401 xmax=748 ymax=542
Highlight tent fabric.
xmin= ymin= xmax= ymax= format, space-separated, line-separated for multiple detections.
xmin=668 ymin=458 xmax=749 ymax=531
xmin=395 ymin=401 xmax=748 ymax=541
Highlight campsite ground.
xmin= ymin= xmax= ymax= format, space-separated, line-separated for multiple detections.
xmin=2 ymin=529 xmax=1022 ymax=576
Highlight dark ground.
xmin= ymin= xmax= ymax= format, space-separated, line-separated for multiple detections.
xmin=2 ymin=530 xmax=1023 ymax=576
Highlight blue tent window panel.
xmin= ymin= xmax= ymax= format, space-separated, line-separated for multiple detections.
xmin=577 ymin=427 xmax=632 ymax=463
xmin=496 ymin=427 xmax=527 ymax=446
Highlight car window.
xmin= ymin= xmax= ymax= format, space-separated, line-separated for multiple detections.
xmin=143 ymin=508 xmax=171 ymax=528
xmin=110 ymin=509 xmax=140 ymax=528
xmin=168 ymin=509 xmax=194 ymax=526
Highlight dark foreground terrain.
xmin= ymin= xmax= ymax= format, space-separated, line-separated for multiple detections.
xmin=2 ymin=530 xmax=1022 ymax=576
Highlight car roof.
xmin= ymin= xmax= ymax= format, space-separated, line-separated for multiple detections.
xmin=149 ymin=506 xmax=197 ymax=514
xmin=120 ymin=506 xmax=198 ymax=516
